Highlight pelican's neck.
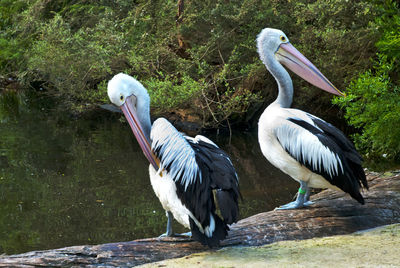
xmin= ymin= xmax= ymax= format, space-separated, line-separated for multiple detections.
xmin=262 ymin=53 xmax=293 ymax=108
xmin=137 ymin=95 xmax=152 ymax=142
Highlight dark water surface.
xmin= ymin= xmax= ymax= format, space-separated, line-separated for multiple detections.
xmin=0 ymin=90 xmax=296 ymax=255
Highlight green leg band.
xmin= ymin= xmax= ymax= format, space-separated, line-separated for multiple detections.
xmin=298 ymin=188 xmax=307 ymax=195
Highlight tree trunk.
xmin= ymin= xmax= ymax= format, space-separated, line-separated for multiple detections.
xmin=175 ymin=0 xmax=190 ymax=58
xmin=1 ymin=172 xmax=399 ymax=267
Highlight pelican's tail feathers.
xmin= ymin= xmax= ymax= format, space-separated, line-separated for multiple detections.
xmin=189 ymin=214 xmax=228 ymax=248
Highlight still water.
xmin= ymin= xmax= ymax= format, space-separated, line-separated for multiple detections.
xmin=0 ymin=90 xmax=296 ymax=255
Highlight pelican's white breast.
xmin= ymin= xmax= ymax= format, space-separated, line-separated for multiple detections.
xmin=258 ymin=105 xmax=339 ymax=190
xmin=148 ymin=165 xmax=190 ymax=228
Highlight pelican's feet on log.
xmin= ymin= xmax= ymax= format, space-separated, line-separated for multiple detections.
xmin=304 ymin=200 xmax=314 ymax=206
xmin=275 ymin=200 xmax=304 ymax=210
xmin=158 ymin=232 xmax=171 ymax=238
xmin=275 ymin=200 xmax=314 ymax=210
xmin=158 ymin=231 xmax=192 ymax=240
xmin=174 ymin=231 xmax=192 ymax=237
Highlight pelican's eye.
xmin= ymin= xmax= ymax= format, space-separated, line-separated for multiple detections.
xmin=280 ymin=35 xmax=286 ymax=42
xmin=120 ymin=94 xmax=124 ymax=101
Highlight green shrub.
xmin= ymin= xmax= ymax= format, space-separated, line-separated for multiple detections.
xmin=0 ymin=0 xmax=29 ymax=72
xmin=333 ymin=1 xmax=400 ymax=159
xmin=26 ymin=12 xmax=122 ymax=103
xmin=0 ymin=0 xmax=390 ymax=128
xmin=334 ymin=55 xmax=400 ymax=158
xmin=143 ymin=74 xmax=203 ymax=111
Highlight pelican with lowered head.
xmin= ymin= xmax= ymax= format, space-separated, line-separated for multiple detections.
xmin=256 ymin=28 xmax=368 ymax=209
xmin=107 ymin=73 xmax=240 ymax=247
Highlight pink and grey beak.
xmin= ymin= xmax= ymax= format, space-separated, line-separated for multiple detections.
xmin=276 ymin=42 xmax=345 ymax=96
xmin=120 ymin=95 xmax=159 ymax=170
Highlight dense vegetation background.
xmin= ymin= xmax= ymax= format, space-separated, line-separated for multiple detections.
xmin=0 ymin=0 xmax=399 ymax=160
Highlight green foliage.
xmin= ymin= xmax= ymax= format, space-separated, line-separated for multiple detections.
xmin=26 ymin=11 xmax=127 ymax=104
xmin=0 ymin=0 xmax=29 ymax=71
xmin=334 ymin=56 xmax=400 ymax=157
xmin=333 ymin=0 xmax=400 ymax=159
xmin=0 ymin=0 xmax=391 ymax=127
xmin=143 ymin=74 xmax=203 ymax=111
xmin=0 ymin=38 xmax=22 ymax=70
xmin=375 ymin=1 xmax=400 ymax=68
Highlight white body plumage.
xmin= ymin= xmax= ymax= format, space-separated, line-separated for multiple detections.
xmin=149 ymin=166 xmax=217 ymax=236
xmin=148 ymin=166 xmax=191 ymax=228
xmin=258 ymin=104 xmax=341 ymax=190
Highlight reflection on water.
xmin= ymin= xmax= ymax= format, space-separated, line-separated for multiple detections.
xmin=0 ymin=90 xmax=296 ymax=255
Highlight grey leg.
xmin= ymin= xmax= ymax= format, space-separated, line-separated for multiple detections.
xmin=158 ymin=211 xmax=192 ymax=237
xmin=275 ymin=181 xmax=312 ymax=210
xmin=304 ymin=186 xmax=314 ymax=206
xmin=158 ymin=211 xmax=174 ymax=237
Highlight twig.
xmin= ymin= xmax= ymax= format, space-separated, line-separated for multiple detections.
xmin=201 ymin=87 xmax=218 ymax=123
xmin=218 ymin=48 xmax=226 ymax=65
xmin=226 ymin=117 xmax=232 ymax=145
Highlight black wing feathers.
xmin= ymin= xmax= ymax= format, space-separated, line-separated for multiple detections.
xmin=216 ymin=189 xmax=238 ymax=224
xmin=164 ymin=136 xmax=240 ymax=247
xmin=192 ymin=139 xmax=240 ymax=225
xmin=311 ymin=117 xmax=368 ymax=190
xmin=287 ymin=116 xmax=368 ymax=204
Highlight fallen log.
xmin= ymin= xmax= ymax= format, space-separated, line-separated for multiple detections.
xmin=1 ymin=172 xmax=399 ymax=267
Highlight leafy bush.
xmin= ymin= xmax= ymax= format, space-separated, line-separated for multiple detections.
xmin=334 ymin=56 xmax=400 ymax=157
xmin=26 ymin=12 xmax=122 ymax=103
xmin=0 ymin=0 xmax=390 ymax=128
xmin=0 ymin=0 xmax=29 ymax=72
xmin=143 ymin=74 xmax=204 ymax=111
xmin=334 ymin=1 xmax=400 ymax=159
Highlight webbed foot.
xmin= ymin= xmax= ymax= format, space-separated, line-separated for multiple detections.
xmin=275 ymin=181 xmax=314 ymax=210
xmin=304 ymin=200 xmax=314 ymax=206
xmin=275 ymin=200 xmax=305 ymax=210
xmin=174 ymin=231 xmax=191 ymax=237
xmin=158 ymin=231 xmax=191 ymax=238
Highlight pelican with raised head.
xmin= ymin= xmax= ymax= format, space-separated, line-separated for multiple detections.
xmin=107 ymin=73 xmax=240 ymax=247
xmin=256 ymin=28 xmax=368 ymax=209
